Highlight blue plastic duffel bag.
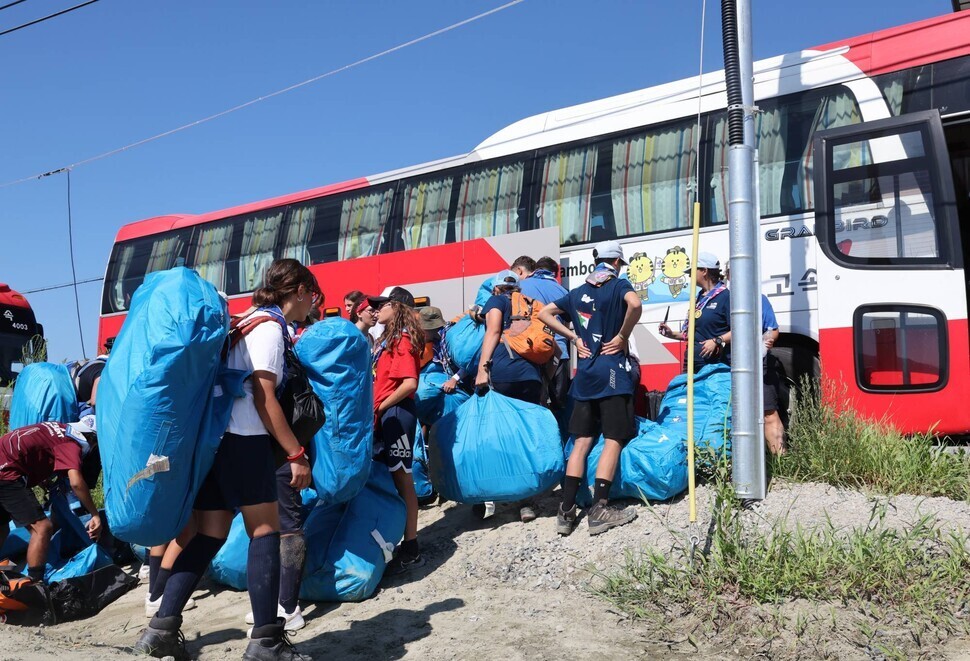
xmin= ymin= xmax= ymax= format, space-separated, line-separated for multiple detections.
xmin=300 ymin=461 xmax=406 ymax=602
xmin=294 ymin=318 xmax=373 ymax=507
xmin=46 ymin=544 xmax=114 ymax=584
xmin=9 ymin=363 xmax=78 ymax=429
xmin=657 ymin=363 xmax=732 ymax=459
xmin=415 ymin=366 xmax=470 ymax=428
xmin=412 ymin=426 xmax=434 ymax=502
xmin=428 ymin=391 xmax=564 ymax=503
xmin=208 ymin=488 xmax=319 ymax=590
xmin=567 ymin=417 xmax=688 ymax=506
xmin=444 ymin=315 xmax=485 ymax=377
xmin=97 ymin=267 xmax=246 ymax=547
xmin=474 ymin=275 xmax=496 ymax=307
xmin=209 ymin=464 xmax=405 ymax=603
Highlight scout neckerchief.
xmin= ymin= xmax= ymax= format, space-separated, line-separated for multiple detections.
xmin=681 ymin=281 xmax=727 ymax=333
xmin=585 ymin=263 xmax=617 ymax=287
xmin=532 ymin=268 xmax=558 ymax=282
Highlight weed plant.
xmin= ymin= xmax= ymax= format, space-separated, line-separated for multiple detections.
xmin=772 ymin=379 xmax=970 ymax=501
xmin=597 ymin=471 xmax=970 ymax=653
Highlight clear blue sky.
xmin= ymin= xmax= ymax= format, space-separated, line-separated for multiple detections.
xmin=0 ymin=0 xmax=951 ymax=362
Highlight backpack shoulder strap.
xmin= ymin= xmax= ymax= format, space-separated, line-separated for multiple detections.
xmin=222 ymin=315 xmax=280 ymax=360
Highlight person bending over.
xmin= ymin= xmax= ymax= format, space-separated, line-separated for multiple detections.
xmin=0 ymin=421 xmax=101 ymax=584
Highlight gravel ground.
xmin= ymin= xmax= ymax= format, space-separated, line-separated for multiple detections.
xmin=3 ymin=480 xmax=970 ymax=659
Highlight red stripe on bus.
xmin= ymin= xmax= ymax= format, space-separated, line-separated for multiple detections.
xmin=815 ymin=11 xmax=970 ymax=77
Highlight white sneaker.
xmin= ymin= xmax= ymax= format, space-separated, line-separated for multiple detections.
xmin=144 ymin=592 xmax=197 ymax=618
xmin=138 ymin=563 xmax=151 ymax=581
xmin=245 ymin=603 xmax=305 ymax=633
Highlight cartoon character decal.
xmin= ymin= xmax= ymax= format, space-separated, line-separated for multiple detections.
xmin=660 ymin=246 xmax=690 ymax=298
xmin=626 ymin=252 xmax=655 ymax=301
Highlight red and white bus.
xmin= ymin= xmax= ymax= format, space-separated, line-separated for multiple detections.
xmin=0 ymin=283 xmax=45 ymax=385
xmin=100 ymin=11 xmax=970 ymax=435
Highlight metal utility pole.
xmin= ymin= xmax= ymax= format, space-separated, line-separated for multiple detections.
xmin=721 ymin=0 xmax=766 ymax=500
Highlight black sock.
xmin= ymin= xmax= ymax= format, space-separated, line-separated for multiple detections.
xmin=150 ymin=567 xmax=171 ymax=602
xmin=148 ymin=555 xmax=162 ymax=593
xmin=248 ymin=532 xmax=281 ymax=628
xmin=27 ymin=565 xmax=45 ymax=582
xmin=401 ymin=538 xmax=420 ymax=558
xmin=156 ymin=534 xmax=224 ymax=619
xmin=561 ymin=475 xmax=582 ymax=510
xmin=593 ymin=479 xmax=612 ymax=504
xmin=278 ymin=533 xmax=306 ymax=614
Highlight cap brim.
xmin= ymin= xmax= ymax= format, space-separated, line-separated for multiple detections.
xmin=421 ymin=320 xmax=446 ymax=330
xmin=367 ymin=296 xmax=390 ymax=308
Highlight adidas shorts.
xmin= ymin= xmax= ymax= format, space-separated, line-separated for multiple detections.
xmin=376 ymin=398 xmax=417 ymax=474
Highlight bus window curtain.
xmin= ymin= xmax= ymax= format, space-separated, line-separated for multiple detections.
xmin=282 ymin=205 xmax=315 ymax=263
xmin=755 ymin=105 xmax=788 ymax=217
xmin=797 ymin=91 xmax=865 ymax=209
xmin=402 ymin=177 xmax=453 ymax=249
xmin=338 ymin=189 xmax=394 ymax=260
xmin=611 ymin=124 xmax=696 ymax=237
xmin=112 ymin=243 xmax=135 ymax=311
xmin=193 ymin=224 xmax=233 ymax=290
xmin=537 ymin=146 xmax=598 ymax=245
xmin=240 ymin=212 xmax=283 ymax=292
xmin=146 ymin=236 xmax=182 ymax=274
xmin=456 ymin=162 xmax=525 ymax=240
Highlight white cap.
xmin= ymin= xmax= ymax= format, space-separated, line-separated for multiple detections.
xmin=593 ymin=240 xmax=627 ymax=265
xmin=687 ymin=252 xmax=721 ymax=273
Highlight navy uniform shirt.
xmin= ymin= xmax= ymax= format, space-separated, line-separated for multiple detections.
xmin=690 ymin=286 xmax=732 ymax=369
xmin=481 ymin=293 xmax=542 ymax=384
xmin=553 ymin=267 xmax=636 ymax=401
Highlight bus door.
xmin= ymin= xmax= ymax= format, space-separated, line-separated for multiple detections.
xmin=812 ymin=110 xmax=970 ymax=434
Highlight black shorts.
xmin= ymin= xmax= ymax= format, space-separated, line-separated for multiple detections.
xmin=763 ymin=355 xmax=781 ymax=414
xmin=569 ymin=395 xmax=637 ymax=443
xmin=275 ymin=463 xmax=307 ymax=534
xmin=491 ymin=380 xmax=542 ymax=405
xmin=376 ymin=398 xmax=417 ymax=474
xmin=195 ymin=433 xmax=279 ymax=511
xmin=0 ymin=478 xmax=46 ymax=528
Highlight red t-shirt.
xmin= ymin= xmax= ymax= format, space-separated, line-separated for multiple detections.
xmin=373 ymin=334 xmax=420 ymax=411
xmin=0 ymin=422 xmax=83 ymax=487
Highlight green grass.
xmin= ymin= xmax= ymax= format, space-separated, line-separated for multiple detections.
xmin=596 ymin=473 xmax=970 ymax=654
xmin=771 ymin=380 xmax=970 ymax=501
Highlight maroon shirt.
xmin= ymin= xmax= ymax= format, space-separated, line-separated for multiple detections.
xmin=0 ymin=422 xmax=83 ymax=487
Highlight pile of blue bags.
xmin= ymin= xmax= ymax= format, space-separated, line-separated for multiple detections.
xmin=428 ymin=391 xmax=564 ymax=503
xmin=8 ymin=362 xmax=78 ymax=428
xmin=97 ymin=268 xmax=246 ymax=546
xmin=656 ymin=363 xmax=732 ymax=459
xmin=210 ymin=462 xmax=405 ymax=602
xmin=415 ymin=365 xmax=470 ymax=428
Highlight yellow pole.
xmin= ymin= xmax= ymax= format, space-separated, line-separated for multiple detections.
xmin=686 ymin=201 xmax=701 ymax=525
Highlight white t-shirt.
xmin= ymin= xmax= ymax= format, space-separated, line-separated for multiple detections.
xmin=227 ymin=311 xmax=287 ymax=436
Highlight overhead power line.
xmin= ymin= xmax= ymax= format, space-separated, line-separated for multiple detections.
xmin=22 ymin=276 xmax=103 ymax=294
xmin=0 ymin=0 xmax=526 ymax=189
xmin=0 ymin=0 xmax=100 ymax=38
xmin=0 ymin=0 xmax=31 ymax=12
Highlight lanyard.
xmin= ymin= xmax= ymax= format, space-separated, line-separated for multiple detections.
xmin=681 ymin=282 xmax=727 ymax=333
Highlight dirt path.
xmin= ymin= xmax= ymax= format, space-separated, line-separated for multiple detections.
xmin=4 ymin=483 xmax=970 ymax=659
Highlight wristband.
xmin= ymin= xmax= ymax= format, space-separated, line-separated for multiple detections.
xmin=618 ymin=332 xmax=627 ymax=341
xmin=286 ymin=446 xmax=306 ymax=463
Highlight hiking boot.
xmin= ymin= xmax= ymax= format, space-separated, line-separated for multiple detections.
xmin=587 ymin=500 xmax=637 ymax=536
xmin=246 ymin=604 xmax=306 ymax=634
xmin=386 ymin=552 xmax=426 ymax=575
xmin=519 ymin=506 xmax=537 ymax=523
xmin=243 ymin=620 xmax=311 ymax=661
xmin=556 ymin=504 xmax=578 ymax=536
xmin=132 ymin=615 xmax=188 ymax=660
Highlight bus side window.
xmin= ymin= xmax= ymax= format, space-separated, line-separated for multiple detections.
xmin=453 ymin=158 xmax=533 ymax=241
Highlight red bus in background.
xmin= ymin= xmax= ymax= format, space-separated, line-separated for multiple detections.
xmin=100 ymin=10 xmax=970 ymax=435
xmin=0 ymin=283 xmax=45 ymax=385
